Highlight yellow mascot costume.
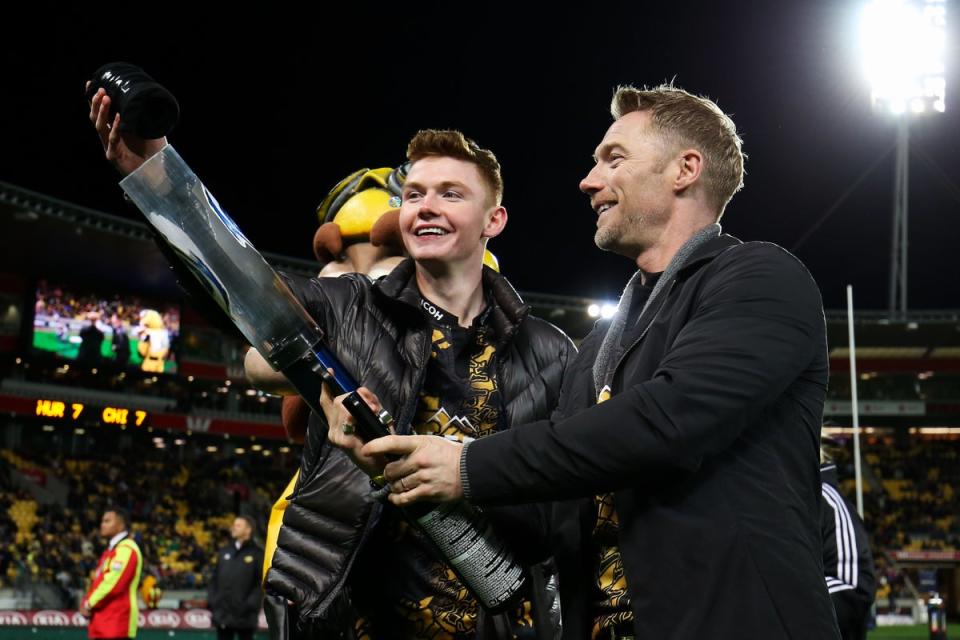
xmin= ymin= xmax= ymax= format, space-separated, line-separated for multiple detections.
xmin=137 ymin=309 xmax=169 ymax=373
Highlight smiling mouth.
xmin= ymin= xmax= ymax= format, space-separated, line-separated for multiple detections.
xmin=415 ymin=227 xmax=450 ymax=237
xmin=595 ymin=203 xmax=615 ymax=215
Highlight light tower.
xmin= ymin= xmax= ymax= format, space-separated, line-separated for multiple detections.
xmin=859 ymin=0 xmax=946 ymax=317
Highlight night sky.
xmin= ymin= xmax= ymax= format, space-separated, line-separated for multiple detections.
xmin=4 ymin=2 xmax=959 ymax=310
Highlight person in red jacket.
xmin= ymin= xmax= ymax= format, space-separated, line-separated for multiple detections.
xmin=81 ymin=508 xmax=143 ymax=639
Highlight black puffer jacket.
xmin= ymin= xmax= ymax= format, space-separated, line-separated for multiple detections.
xmin=265 ymin=259 xmax=575 ymax=633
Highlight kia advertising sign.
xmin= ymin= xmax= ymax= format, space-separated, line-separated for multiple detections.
xmin=2 ymin=610 xmax=266 ymax=630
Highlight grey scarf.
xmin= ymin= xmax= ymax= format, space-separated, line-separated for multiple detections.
xmin=592 ymin=223 xmax=721 ymax=394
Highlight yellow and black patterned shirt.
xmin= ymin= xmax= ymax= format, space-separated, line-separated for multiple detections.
xmin=591 ymin=273 xmax=659 ymax=638
xmin=590 ymin=387 xmax=633 ymax=639
xmin=349 ymin=299 xmax=535 ymax=640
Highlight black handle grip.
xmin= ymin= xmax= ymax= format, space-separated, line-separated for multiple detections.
xmin=342 ymin=391 xmax=392 ymax=442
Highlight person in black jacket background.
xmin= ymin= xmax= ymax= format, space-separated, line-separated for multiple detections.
xmin=208 ymin=515 xmax=264 ymax=640
xmin=821 ymin=438 xmax=877 ymax=640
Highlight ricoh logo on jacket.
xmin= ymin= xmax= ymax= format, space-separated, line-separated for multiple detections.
xmin=147 ymin=610 xmax=182 ymax=627
xmin=184 ymin=609 xmax=211 ymax=629
xmin=32 ymin=611 xmax=71 ymax=626
xmin=0 ymin=612 xmax=28 ymax=625
xmin=420 ymin=299 xmax=444 ymax=321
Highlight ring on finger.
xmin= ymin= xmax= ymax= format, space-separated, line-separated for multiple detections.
xmin=341 ymin=421 xmax=355 ymax=435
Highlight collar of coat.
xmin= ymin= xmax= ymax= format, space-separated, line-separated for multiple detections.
xmin=230 ymin=539 xmax=256 ymax=552
xmin=107 ymin=531 xmax=129 ymax=550
xmin=591 ymin=229 xmax=743 ymax=392
xmin=675 ymin=231 xmax=742 ymax=275
xmin=372 ymin=258 xmax=531 ymax=347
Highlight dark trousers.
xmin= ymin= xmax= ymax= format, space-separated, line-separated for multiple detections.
xmin=832 ymin=594 xmax=871 ymax=640
xmin=217 ymin=627 xmax=254 ymax=640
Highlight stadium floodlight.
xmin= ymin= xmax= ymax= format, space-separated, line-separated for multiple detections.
xmin=588 ymin=302 xmax=619 ymax=319
xmin=859 ymin=0 xmax=946 ymax=316
xmin=861 ymin=0 xmax=946 ymax=115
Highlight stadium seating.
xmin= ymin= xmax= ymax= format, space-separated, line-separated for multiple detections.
xmin=0 ymin=442 xmax=293 ymax=600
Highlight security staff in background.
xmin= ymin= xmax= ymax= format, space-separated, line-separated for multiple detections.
xmin=208 ymin=515 xmax=264 ymax=640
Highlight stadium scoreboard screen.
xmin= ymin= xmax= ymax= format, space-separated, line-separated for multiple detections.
xmin=32 ymin=280 xmax=180 ymax=375
xmin=35 ymin=398 xmax=148 ymax=427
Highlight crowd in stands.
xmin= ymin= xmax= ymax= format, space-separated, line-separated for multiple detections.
xmin=0 ymin=439 xmax=295 ymax=608
xmin=829 ymin=435 xmax=960 ymax=610
xmin=832 ymin=436 xmax=960 ymax=553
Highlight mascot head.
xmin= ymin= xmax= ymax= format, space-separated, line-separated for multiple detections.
xmin=139 ymin=309 xmax=164 ymax=330
xmin=312 ymin=165 xmax=407 ymax=279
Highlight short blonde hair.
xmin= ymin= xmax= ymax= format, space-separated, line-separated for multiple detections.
xmin=612 ymin=84 xmax=745 ymax=215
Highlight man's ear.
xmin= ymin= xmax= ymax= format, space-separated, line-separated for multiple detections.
xmin=673 ymin=149 xmax=703 ymax=193
xmin=482 ymin=206 xmax=508 ymax=239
